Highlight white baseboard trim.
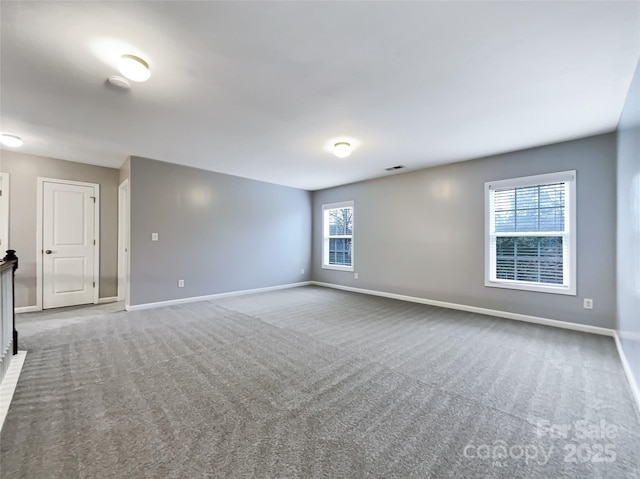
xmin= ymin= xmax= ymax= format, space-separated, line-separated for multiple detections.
xmin=310 ymin=281 xmax=615 ymax=337
xmin=614 ymin=332 xmax=640 ymax=416
xmin=98 ymin=296 xmax=118 ymax=304
xmin=0 ymin=351 xmax=27 ymax=432
xmin=126 ymin=281 xmax=312 ymax=311
xmin=16 ymin=297 xmax=119 ymax=312
xmin=15 ymin=305 xmax=40 ymax=314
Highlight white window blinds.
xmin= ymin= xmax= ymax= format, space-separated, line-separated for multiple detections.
xmin=486 ymin=171 xmax=576 ymax=295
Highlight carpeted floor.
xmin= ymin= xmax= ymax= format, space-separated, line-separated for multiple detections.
xmin=1 ymin=286 xmax=639 ymax=478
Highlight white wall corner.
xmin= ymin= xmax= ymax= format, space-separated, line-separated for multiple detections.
xmin=614 ymin=332 xmax=640 ymax=417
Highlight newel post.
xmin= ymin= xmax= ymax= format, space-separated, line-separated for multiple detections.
xmin=3 ymin=250 xmax=18 ymax=354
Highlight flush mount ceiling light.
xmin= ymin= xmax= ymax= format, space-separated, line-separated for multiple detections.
xmin=118 ymin=54 xmax=150 ymax=82
xmin=333 ymin=142 xmax=352 ymax=158
xmin=0 ymin=133 xmax=23 ymax=148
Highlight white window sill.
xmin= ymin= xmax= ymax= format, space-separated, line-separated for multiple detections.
xmin=322 ymin=264 xmax=354 ymax=272
xmin=485 ymin=279 xmax=575 ymax=296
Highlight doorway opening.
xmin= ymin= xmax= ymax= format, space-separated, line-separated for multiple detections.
xmin=117 ymin=179 xmax=129 ymax=306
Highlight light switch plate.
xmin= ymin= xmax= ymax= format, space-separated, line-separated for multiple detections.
xmin=151 ymin=233 xmax=158 ymax=241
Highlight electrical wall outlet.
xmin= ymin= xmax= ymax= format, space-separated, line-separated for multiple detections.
xmin=178 ymin=279 xmax=184 ymax=288
xmin=583 ymin=298 xmax=593 ymax=310
xmin=301 ymin=268 xmax=305 ymax=275
xmin=354 ymin=272 xmax=359 ymax=280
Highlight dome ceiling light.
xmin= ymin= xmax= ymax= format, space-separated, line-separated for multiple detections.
xmin=0 ymin=133 xmax=23 ymax=148
xmin=332 ymin=142 xmax=352 ymax=158
xmin=118 ymin=54 xmax=150 ymax=82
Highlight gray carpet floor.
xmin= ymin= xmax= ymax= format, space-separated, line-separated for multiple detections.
xmin=1 ymin=286 xmax=639 ymax=478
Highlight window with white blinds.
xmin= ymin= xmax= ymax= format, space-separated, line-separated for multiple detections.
xmin=485 ymin=171 xmax=576 ymax=295
xmin=322 ymin=201 xmax=354 ymax=271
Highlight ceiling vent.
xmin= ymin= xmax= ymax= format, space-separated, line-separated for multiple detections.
xmin=384 ymin=165 xmax=405 ymax=171
xmin=107 ymin=75 xmax=131 ymax=90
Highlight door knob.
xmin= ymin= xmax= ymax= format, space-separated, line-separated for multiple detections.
xmin=45 ymin=250 xmax=52 ymax=254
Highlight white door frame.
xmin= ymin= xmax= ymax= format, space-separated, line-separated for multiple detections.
xmin=117 ymin=179 xmax=129 ymax=305
xmin=36 ymin=177 xmax=100 ymax=311
xmin=0 ymin=173 xmax=9 ymax=252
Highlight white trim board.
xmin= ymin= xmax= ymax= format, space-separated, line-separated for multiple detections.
xmin=16 ymin=299 xmax=116 ymax=313
xmin=126 ymin=282 xmax=312 ymax=311
xmin=310 ymin=281 xmax=614 ymax=337
xmin=15 ymin=306 xmax=39 ymax=314
xmin=98 ymin=297 xmax=118 ymax=304
xmin=0 ymin=351 xmax=27 ymax=432
xmin=614 ymin=332 xmax=640 ymax=417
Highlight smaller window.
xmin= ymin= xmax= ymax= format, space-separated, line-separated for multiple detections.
xmin=322 ymin=201 xmax=354 ymax=271
xmin=485 ymin=171 xmax=576 ymax=295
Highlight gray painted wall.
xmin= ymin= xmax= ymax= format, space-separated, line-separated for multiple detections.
xmin=128 ymin=156 xmax=311 ymax=306
xmin=0 ymin=151 xmax=119 ymax=307
xmin=616 ymin=60 xmax=640 ymax=389
xmin=312 ymin=133 xmax=617 ymax=328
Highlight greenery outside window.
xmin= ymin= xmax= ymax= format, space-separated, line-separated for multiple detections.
xmin=322 ymin=201 xmax=354 ymax=271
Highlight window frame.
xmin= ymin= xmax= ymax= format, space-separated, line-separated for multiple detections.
xmin=322 ymin=200 xmax=354 ymax=272
xmin=485 ymin=170 xmax=576 ymax=295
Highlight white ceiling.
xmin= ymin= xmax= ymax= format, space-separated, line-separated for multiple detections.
xmin=1 ymin=1 xmax=639 ymax=190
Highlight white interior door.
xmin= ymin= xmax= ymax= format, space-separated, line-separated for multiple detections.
xmin=42 ymin=180 xmax=97 ymax=309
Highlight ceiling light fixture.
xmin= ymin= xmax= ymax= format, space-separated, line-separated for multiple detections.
xmin=0 ymin=133 xmax=23 ymax=148
xmin=333 ymin=142 xmax=352 ymax=158
xmin=118 ymin=54 xmax=150 ymax=82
